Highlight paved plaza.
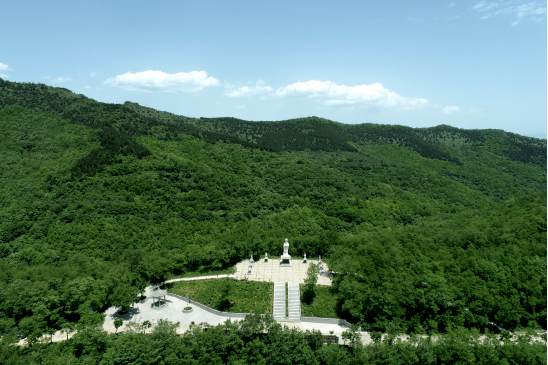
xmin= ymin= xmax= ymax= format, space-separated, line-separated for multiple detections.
xmin=101 ymin=285 xmax=350 ymax=338
xmin=103 ymin=287 xmax=245 ymax=335
xmin=234 ymin=258 xmax=333 ymax=286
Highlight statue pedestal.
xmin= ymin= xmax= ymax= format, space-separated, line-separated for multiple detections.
xmin=280 ymin=254 xmax=291 ymax=267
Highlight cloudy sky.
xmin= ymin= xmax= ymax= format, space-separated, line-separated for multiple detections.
xmin=1 ymin=0 xmax=546 ymax=137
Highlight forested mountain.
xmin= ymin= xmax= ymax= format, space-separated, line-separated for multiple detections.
xmin=124 ymin=101 xmax=547 ymax=167
xmin=0 ymin=79 xmax=545 ymax=345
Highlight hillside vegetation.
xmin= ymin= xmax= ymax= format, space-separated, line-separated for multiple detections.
xmin=2 ymin=317 xmax=546 ymax=364
xmin=124 ymin=101 xmax=546 ymax=167
xmin=0 ymin=79 xmax=545 ymax=343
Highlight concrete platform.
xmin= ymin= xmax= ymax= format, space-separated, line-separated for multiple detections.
xmin=234 ymin=259 xmax=332 ymax=286
xmin=103 ymin=285 xmax=247 ymax=335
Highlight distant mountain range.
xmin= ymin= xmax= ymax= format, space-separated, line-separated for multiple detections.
xmin=1 ymin=78 xmax=545 ymax=169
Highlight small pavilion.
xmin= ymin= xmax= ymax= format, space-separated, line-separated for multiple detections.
xmin=150 ymin=287 xmax=167 ymax=307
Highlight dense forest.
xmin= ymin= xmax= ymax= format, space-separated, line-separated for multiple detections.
xmin=0 ymin=79 xmax=545 ymax=360
xmin=125 ymin=102 xmax=547 ymax=167
xmin=2 ymin=315 xmax=546 ymax=364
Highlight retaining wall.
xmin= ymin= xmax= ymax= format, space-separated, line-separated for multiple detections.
xmin=167 ymin=293 xmax=353 ymax=327
xmin=301 ymin=316 xmax=352 ymax=328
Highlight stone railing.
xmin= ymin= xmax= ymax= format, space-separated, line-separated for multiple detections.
xmin=300 ymin=316 xmax=352 ymax=328
xmin=167 ymin=293 xmax=248 ymax=319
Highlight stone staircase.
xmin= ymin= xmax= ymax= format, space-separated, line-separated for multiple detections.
xmin=273 ymin=282 xmax=286 ymax=321
xmin=287 ymin=282 xmax=301 ymax=321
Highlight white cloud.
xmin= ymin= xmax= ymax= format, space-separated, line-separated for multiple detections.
xmin=49 ymin=77 xmax=72 ymax=83
xmin=104 ymin=70 xmax=220 ymax=92
xmin=324 ymin=100 xmax=356 ymax=106
xmin=448 ymin=2 xmax=455 ymax=7
xmin=226 ymin=77 xmax=457 ymax=112
xmin=472 ymin=1 xmax=546 ymax=25
xmin=89 ymin=72 xmax=97 ymax=77
xmin=84 ymin=86 xmax=92 ymax=89
xmin=0 ymin=63 xmax=11 ymax=71
xmin=233 ymin=104 xmax=245 ymax=109
xmin=442 ymin=105 xmax=460 ymax=114
xmin=0 ymin=74 xmax=8 ymax=78
xmin=227 ymin=79 xmax=274 ymax=97
xmin=273 ymin=80 xmax=430 ymax=110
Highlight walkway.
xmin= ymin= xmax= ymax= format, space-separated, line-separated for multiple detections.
xmin=102 ymin=290 xmax=245 ymax=335
xmin=164 ymin=274 xmax=234 ymax=284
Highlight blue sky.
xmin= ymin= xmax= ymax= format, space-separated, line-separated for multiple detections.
xmin=1 ymin=0 xmax=546 ymax=138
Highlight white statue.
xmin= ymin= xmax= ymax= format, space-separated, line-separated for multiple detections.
xmin=280 ymin=238 xmax=291 ymax=266
xmin=250 ymin=254 xmax=254 ymax=263
xmin=265 ymin=252 xmax=268 ymax=260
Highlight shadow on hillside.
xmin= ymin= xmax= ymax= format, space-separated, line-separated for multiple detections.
xmin=215 ymin=298 xmax=233 ymax=312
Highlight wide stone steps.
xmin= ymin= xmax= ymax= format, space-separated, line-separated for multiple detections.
xmin=273 ymin=282 xmax=286 ymax=320
xmin=287 ymin=282 xmax=301 ymax=321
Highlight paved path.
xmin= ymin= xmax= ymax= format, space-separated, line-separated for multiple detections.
xmin=164 ymin=274 xmax=235 ymax=284
xmin=235 ymin=259 xmax=332 ymax=285
xmin=102 ymin=292 xmax=245 ymax=336
xmin=273 ymin=282 xmax=286 ymax=321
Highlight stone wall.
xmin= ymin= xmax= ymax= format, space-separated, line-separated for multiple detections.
xmin=168 ymin=293 xmax=353 ymax=327
xmin=301 ymin=316 xmax=352 ymax=328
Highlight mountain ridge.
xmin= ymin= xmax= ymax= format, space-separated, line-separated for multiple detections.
xmin=1 ymin=78 xmax=544 ymax=168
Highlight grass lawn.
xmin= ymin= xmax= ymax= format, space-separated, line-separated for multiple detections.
xmin=300 ymin=285 xmax=339 ymax=318
xmin=168 ymin=278 xmax=273 ymax=314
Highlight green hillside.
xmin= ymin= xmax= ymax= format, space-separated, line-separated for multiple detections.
xmin=0 ymin=79 xmax=545 ymax=341
xmin=124 ymin=101 xmax=546 ymax=167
